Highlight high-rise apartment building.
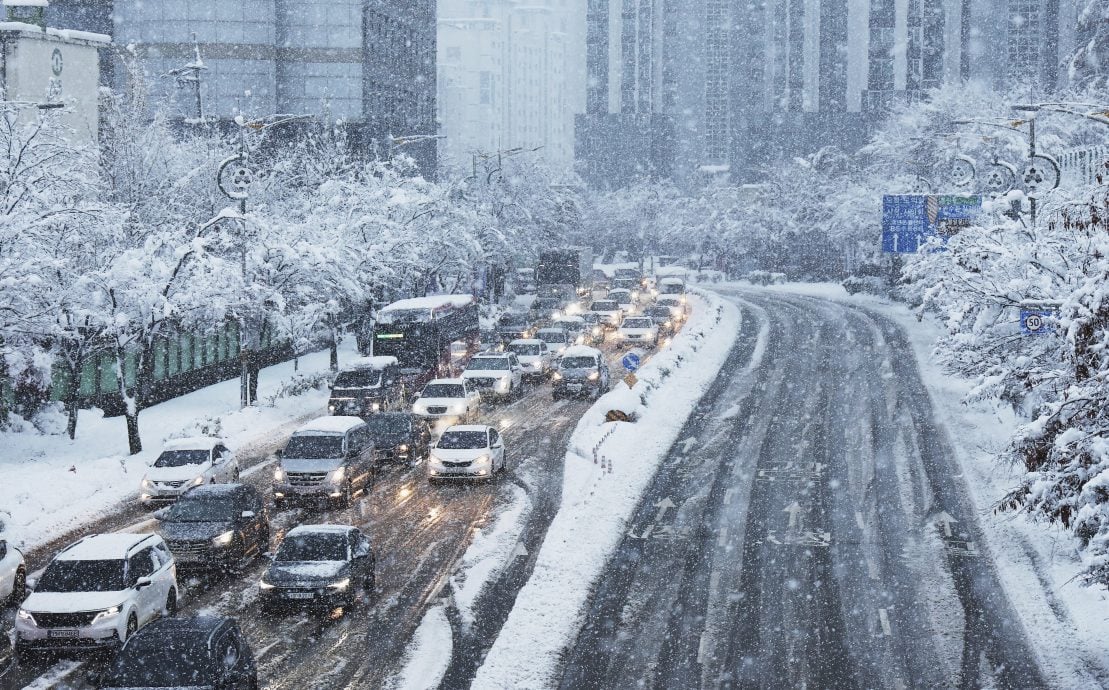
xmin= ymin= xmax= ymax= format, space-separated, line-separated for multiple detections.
xmin=436 ymin=0 xmax=583 ymax=174
xmin=45 ymin=0 xmax=439 ymax=173
xmin=578 ymin=0 xmax=1078 ymax=188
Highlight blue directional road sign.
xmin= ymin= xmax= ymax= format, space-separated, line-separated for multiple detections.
xmin=882 ymin=194 xmax=981 ymax=253
xmin=621 ymin=352 xmax=641 ymax=373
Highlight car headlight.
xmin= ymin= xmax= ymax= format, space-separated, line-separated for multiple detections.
xmin=592 ymin=327 xmax=602 ymax=336
xmin=398 ymin=444 xmax=409 ymax=452
xmin=273 ymin=467 xmax=285 ymax=482
xmin=328 ymin=404 xmax=336 ymax=413
xmin=551 ymin=371 xmax=562 ymax=381
xmin=259 ymin=578 xmax=275 ymax=590
xmin=681 ymin=296 xmax=687 ymax=304
xmin=212 ymin=530 xmax=235 ymax=547
xmin=191 ymin=475 xmax=205 ymax=487
xmin=588 ymin=371 xmax=600 ymax=381
xmin=371 ymin=402 xmax=381 ymax=412
xmin=552 ymin=310 xmax=562 ymax=319
xmin=475 ymin=454 xmax=491 ymax=465
xmin=328 ymin=466 xmax=346 ymax=484
xmin=141 ymin=478 xmax=153 ymax=490
xmin=91 ymin=605 xmax=121 ymax=626
xmin=430 ymin=454 xmax=444 ymax=465
xmin=451 ymin=402 xmax=466 ymax=413
xmin=17 ymin=609 xmax=36 ymax=626
xmin=632 ymin=292 xmax=640 ymax=300
xmin=328 ymin=578 xmax=351 ymax=590
xmin=664 ymin=321 xmax=672 ymax=328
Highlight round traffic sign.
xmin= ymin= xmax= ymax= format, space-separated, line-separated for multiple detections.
xmin=1025 ymin=314 xmax=1044 ymax=332
xmin=621 ymin=352 xmax=641 ymax=372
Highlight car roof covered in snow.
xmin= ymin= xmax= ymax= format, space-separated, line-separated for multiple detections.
xmin=426 ymin=377 xmax=466 ymax=386
xmin=509 ymin=338 xmax=543 ymax=346
xmin=380 ymin=295 xmax=474 ymax=313
xmin=560 ymin=345 xmax=602 ymax=359
xmin=659 ymin=276 xmax=686 ymax=285
xmin=608 ymin=288 xmax=632 ymax=294
xmin=442 ymin=424 xmax=492 ymax=433
xmin=537 ymin=327 xmax=568 ymax=334
xmin=294 ymin=416 xmax=365 ymax=436
xmin=163 ymin=436 xmax=222 ymax=452
xmin=179 ymin=484 xmax=250 ymax=500
xmin=58 ymin=533 xmax=158 ymax=561
xmin=286 ymin=524 xmax=356 ymax=537
xmin=553 ymin=316 xmax=585 ymax=324
xmin=342 ymin=355 xmax=398 ymax=370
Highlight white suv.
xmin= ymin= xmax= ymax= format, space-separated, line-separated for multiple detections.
xmin=15 ymin=533 xmax=177 ymax=659
xmin=462 ymin=353 xmax=523 ymax=400
xmin=0 ymin=513 xmax=26 ymax=605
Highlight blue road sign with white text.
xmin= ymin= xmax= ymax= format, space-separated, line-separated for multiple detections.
xmin=882 ymin=195 xmax=982 ymax=253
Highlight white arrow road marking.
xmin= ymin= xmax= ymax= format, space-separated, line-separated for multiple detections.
xmin=855 ymin=511 xmax=866 ymax=530
xmin=654 ymin=497 xmax=676 ymax=521
xmin=697 ymin=631 xmax=711 ymax=663
xmin=717 ymin=527 xmax=729 ymax=547
xmin=878 ymin=608 xmax=892 ymax=636
xmin=680 ymin=437 xmax=698 ymax=453
xmin=512 ymin=541 xmax=528 ymax=558
xmin=934 ymin=511 xmax=958 ymax=538
xmin=724 ymin=488 xmax=734 ymax=505
xmin=784 ymin=501 xmax=803 ymax=530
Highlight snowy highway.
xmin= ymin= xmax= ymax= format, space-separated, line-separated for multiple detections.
xmin=560 ymin=289 xmax=1045 ymax=690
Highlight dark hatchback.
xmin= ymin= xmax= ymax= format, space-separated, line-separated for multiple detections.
xmin=258 ymin=525 xmax=375 ymax=612
xmin=99 ymin=616 xmax=257 ymax=690
xmin=366 ymin=412 xmax=431 ymax=464
xmin=157 ymin=485 xmax=269 ymax=573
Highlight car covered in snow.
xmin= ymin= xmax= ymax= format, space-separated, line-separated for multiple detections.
xmin=272 ymin=417 xmax=376 ymax=510
xmin=411 ymin=378 xmax=481 ymax=422
xmin=327 ymin=356 xmax=405 ymax=417
xmin=551 ymin=315 xmax=587 ymax=344
xmin=655 ymin=295 xmax=687 ymax=321
xmin=100 ymin=615 xmax=258 ymax=690
xmin=495 ymin=312 xmax=533 ymax=342
xmin=644 ymin=305 xmax=678 ymax=336
xmin=366 ymin=412 xmax=432 ymax=464
xmin=588 ymin=299 xmax=623 ymax=328
xmin=15 ymin=533 xmax=177 ymax=659
xmin=427 ymin=425 xmax=508 ymax=482
xmin=259 ymin=525 xmax=375 ymax=612
xmin=581 ymin=312 xmax=607 ymax=345
xmin=0 ymin=513 xmax=26 ymax=606
xmin=616 ymin=316 xmax=660 ymax=348
xmin=462 ymin=352 xmax=523 ymax=400
xmin=139 ymin=437 xmax=239 ymax=508
xmin=551 ymin=346 xmax=611 ymax=400
xmin=607 ymin=288 xmax=638 ymax=313
xmin=157 ymin=484 xmax=269 ymax=574
xmin=507 ymin=338 xmax=556 ymax=379
xmin=535 ymin=327 xmax=572 ymax=355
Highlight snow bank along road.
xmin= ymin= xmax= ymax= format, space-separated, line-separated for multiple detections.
xmin=560 ymin=289 xmax=1048 ymax=690
xmin=0 ymin=334 xmax=638 ymax=690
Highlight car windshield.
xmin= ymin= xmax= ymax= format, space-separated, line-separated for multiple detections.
xmin=470 ymin=358 xmax=512 ymax=371
xmin=623 ymin=319 xmax=653 ymax=328
xmin=591 ymin=301 xmax=617 ymax=311
xmin=276 ymin=533 xmax=349 ymax=562
xmin=561 ymin=357 xmax=597 ymax=369
xmin=366 ymin=415 xmax=410 ymax=436
xmin=499 ymin=315 xmax=528 ymax=327
xmin=164 ymin=496 xmax=238 ymax=523
xmin=614 ymin=269 xmax=638 ymax=279
xmin=534 ymin=299 xmax=559 ymax=309
xmin=510 ymin=343 xmax=542 ymax=356
xmin=610 ymin=292 xmax=631 ymax=301
xmin=153 ymin=449 xmax=209 ymax=468
xmin=284 ymin=435 xmax=345 ymax=459
xmin=582 ymin=313 xmax=602 ymax=324
xmin=106 ymin=638 xmax=216 ymax=686
xmin=422 ymin=384 xmax=465 ymax=398
xmin=647 ymin=308 xmax=671 ymax=318
xmin=537 ymin=332 xmax=566 ymax=343
xmin=437 ymin=430 xmax=489 ymax=449
xmin=333 ymin=369 xmax=381 ymax=388
xmin=37 ymin=559 xmax=127 ymax=593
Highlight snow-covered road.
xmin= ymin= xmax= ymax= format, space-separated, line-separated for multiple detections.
xmin=560 ymin=289 xmax=1050 ymax=689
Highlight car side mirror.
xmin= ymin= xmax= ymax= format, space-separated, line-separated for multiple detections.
xmin=274 ymin=448 xmax=283 ymax=459
xmin=135 ymin=576 xmax=153 ymax=590
xmin=241 ymin=510 xmax=255 ymax=519
xmin=153 ymin=507 xmax=169 ymax=521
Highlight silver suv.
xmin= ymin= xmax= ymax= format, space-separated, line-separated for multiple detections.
xmin=16 ymin=533 xmax=178 ymax=659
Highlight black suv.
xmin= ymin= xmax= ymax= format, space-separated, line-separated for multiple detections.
xmin=496 ymin=313 xmax=532 ymax=342
xmin=365 ymin=412 xmax=431 ymax=464
xmin=99 ymin=616 xmax=257 ymax=690
xmin=328 ymin=357 xmax=405 ymax=417
xmin=157 ymin=485 xmax=269 ymax=573
xmin=259 ymin=525 xmax=374 ymax=612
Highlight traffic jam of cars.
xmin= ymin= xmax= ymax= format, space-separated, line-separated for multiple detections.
xmin=1 ymin=257 xmax=691 ymax=688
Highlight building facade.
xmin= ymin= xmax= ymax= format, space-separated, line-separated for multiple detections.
xmin=436 ymin=0 xmax=582 ymax=174
xmin=45 ymin=0 xmax=438 ymax=173
xmin=577 ymin=0 xmax=1078 ymax=189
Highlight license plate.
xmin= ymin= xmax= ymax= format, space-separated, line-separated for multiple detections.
xmin=48 ymin=629 xmax=79 ymax=638
xmin=568 ymin=384 xmax=582 ymax=392
xmin=284 ymin=592 xmax=314 ymax=600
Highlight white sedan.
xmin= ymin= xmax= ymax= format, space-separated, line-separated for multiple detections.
xmin=411 ymin=378 xmax=482 ymax=422
xmin=139 ymin=437 xmax=239 ymax=508
xmin=616 ymin=316 xmax=660 ymax=348
xmin=0 ymin=513 xmax=26 ymax=605
xmin=428 ymin=425 xmax=507 ymax=482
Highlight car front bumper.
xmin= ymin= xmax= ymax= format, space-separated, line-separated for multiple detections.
xmin=554 ymin=379 xmax=600 ymax=397
xmin=260 ymin=585 xmax=352 ymax=608
xmin=15 ymin=618 xmax=122 ymax=653
xmin=428 ymin=462 xmax=494 ymax=480
xmin=272 ymin=482 xmax=345 ymax=502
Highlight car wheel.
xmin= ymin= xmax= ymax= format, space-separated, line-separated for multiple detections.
xmin=124 ymin=613 xmax=138 ymax=642
xmin=9 ymin=566 xmax=26 ymax=605
xmin=341 ymin=480 xmax=353 ymax=508
xmin=165 ymin=589 xmax=178 ymax=617
xmin=232 ymin=467 xmax=241 ymax=482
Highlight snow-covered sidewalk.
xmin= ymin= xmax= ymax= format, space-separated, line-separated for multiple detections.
xmin=2 ymin=341 xmax=355 ymax=553
xmin=472 ymin=289 xmax=741 ymax=688
xmin=763 ymin=281 xmax=1109 ymax=685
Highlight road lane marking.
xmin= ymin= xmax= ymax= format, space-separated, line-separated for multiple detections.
xmin=654 ymin=497 xmax=676 ymax=521
xmin=784 ymin=501 xmax=803 ymax=530
xmin=933 ymin=510 xmax=958 ymax=538
xmin=723 ymin=488 xmax=734 ymax=505
xmin=717 ymin=527 xmax=729 ymax=546
xmin=697 ymin=631 xmax=710 ymax=663
xmin=855 ymin=511 xmax=865 ymax=530
xmin=878 ymin=608 xmax=892 ymax=636
xmin=242 ymin=457 xmax=278 ymax=478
